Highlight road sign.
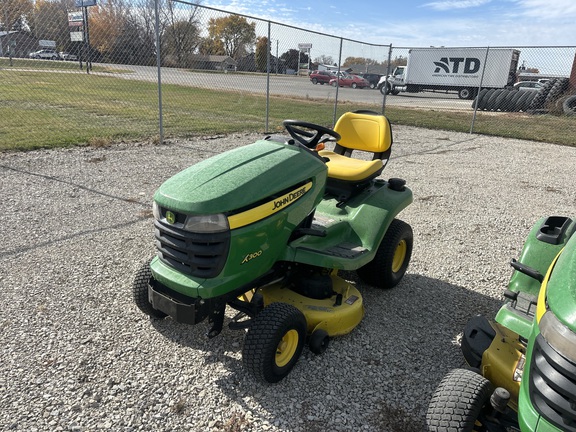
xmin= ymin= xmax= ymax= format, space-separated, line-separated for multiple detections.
xmin=75 ymin=0 xmax=97 ymax=6
xmin=298 ymin=43 xmax=312 ymax=50
xmin=68 ymin=11 xmax=83 ymax=27
xmin=39 ymin=40 xmax=56 ymax=48
xmin=70 ymin=31 xmax=83 ymax=42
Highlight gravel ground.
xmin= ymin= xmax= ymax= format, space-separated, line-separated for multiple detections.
xmin=1 ymin=126 xmax=575 ymax=432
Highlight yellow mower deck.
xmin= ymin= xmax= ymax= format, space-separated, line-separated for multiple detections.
xmin=260 ymin=274 xmax=364 ymax=337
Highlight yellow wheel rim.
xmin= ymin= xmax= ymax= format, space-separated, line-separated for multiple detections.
xmin=275 ymin=329 xmax=299 ymax=367
xmin=392 ymin=240 xmax=407 ymax=273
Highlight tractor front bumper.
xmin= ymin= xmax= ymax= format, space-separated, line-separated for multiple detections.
xmin=149 ymin=278 xmax=214 ymax=325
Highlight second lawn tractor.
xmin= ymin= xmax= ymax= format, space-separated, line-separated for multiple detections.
xmin=133 ymin=110 xmax=414 ymax=383
xmin=426 ymin=215 xmax=576 ymax=431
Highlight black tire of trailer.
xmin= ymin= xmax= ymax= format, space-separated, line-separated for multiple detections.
xmin=380 ymin=83 xmax=390 ymax=95
xmin=484 ymin=89 xmax=503 ymax=111
xmin=458 ymin=87 xmax=474 ymax=99
xmin=563 ymin=95 xmax=576 ymax=116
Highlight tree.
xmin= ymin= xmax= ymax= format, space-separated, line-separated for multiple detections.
xmin=343 ymin=56 xmax=382 ymax=67
xmin=161 ymin=0 xmax=201 ymax=67
xmin=207 ymin=15 xmax=255 ymax=60
xmin=314 ymin=54 xmax=333 ymax=65
xmin=198 ymin=37 xmax=225 ymax=55
xmin=89 ymin=0 xmax=127 ymax=58
xmin=255 ymin=36 xmax=269 ymax=72
xmin=280 ymin=48 xmax=308 ymax=71
xmin=28 ymin=0 xmax=70 ymax=53
xmin=1 ymin=0 xmax=33 ymax=32
xmin=163 ymin=20 xmax=200 ymax=66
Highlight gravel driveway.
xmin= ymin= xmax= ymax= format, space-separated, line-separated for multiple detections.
xmin=1 ymin=127 xmax=575 ymax=432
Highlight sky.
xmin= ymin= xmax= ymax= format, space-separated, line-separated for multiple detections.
xmin=204 ymin=0 xmax=576 ymax=48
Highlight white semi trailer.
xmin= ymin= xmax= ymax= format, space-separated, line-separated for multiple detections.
xmin=378 ymin=47 xmax=520 ymax=99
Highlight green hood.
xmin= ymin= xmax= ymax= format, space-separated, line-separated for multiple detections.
xmin=154 ymin=139 xmax=327 ymax=215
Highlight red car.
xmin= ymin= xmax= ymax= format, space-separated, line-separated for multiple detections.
xmin=329 ymin=74 xmax=370 ymax=89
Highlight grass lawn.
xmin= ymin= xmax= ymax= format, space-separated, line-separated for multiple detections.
xmin=1 ymin=67 xmax=574 ymax=151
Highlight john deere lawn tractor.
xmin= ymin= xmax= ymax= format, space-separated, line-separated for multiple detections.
xmin=132 ymin=110 xmax=414 ymax=383
xmin=426 ymin=215 xmax=576 ymax=431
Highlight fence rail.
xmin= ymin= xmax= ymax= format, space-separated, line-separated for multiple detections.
xmin=1 ymin=0 xmax=575 ymax=149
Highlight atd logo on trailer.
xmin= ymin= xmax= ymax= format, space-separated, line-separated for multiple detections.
xmin=433 ymin=57 xmax=481 ymax=74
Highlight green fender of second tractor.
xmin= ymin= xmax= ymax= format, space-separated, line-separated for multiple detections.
xmin=496 ymin=216 xmax=575 ymax=338
xmin=284 ymin=179 xmax=413 ymax=270
xmin=508 ymin=216 xmax=575 ymax=298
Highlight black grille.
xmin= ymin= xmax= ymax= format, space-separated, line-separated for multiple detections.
xmin=154 ymin=219 xmax=230 ymax=278
xmin=529 ymin=334 xmax=576 ymax=431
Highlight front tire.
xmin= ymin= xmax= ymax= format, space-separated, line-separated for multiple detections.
xmin=426 ymin=369 xmax=493 ymax=432
xmin=243 ymin=303 xmax=307 ymax=383
xmin=356 ymin=219 xmax=413 ymax=288
xmin=351 ymin=83 xmax=358 ymax=89
xmin=132 ymin=259 xmax=167 ymax=319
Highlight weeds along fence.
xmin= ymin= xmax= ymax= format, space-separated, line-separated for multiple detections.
xmin=1 ymin=0 xmax=575 ymax=149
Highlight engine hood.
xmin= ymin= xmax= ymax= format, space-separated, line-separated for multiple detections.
xmin=545 ymin=233 xmax=576 ymax=330
xmin=154 ymin=138 xmax=327 ymax=214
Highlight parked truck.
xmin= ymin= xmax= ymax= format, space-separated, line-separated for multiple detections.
xmin=378 ymin=47 xmax=520 ymax=99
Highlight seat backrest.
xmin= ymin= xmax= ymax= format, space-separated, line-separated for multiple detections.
xmin=333 ymin=110 xmax=392 ymax=160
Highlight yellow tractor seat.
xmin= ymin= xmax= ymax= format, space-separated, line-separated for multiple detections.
xmin=319 ymin=110 xmax=393 ymax=203
xmin=316 ymin=153 xmax=384 ymax=181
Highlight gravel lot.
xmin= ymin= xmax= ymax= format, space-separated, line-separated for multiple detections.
xmin=1 ymin=126 xmax=575 ymax=432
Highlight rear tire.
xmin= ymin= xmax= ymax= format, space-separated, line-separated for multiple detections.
xmin=132 ymin=259 xmax=167 ymax=319
xmin=458 ymin=88 xmax=473 ymax=99
xmin=357 ymin=219 xmax=413 ymax=288
xmin=243 ymin=303 xmax=307 ymax=383
xmin=426 ymin=368 xmax=493 ymax=432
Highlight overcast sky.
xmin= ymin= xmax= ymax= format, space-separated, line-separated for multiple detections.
xmin=205 ymin=0 xmax=576 ymax=47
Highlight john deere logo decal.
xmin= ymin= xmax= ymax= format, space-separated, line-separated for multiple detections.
xmin=165 ymin=211 xmax=176 ymax=224
xmin=227 ymin=181 xmax=313 ymax=230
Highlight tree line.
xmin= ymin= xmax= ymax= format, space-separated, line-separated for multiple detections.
xmin=2 ymin=0 xmax=394 ymax=72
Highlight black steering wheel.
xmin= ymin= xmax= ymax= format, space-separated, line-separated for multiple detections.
xmin=283 ymin=120 xmax=341 ymax=148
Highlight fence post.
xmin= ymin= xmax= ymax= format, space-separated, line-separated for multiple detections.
xmin=381 ymin=44 xmax=393 ymax=115
xmin=155 ymin=0 xmax=164 ymax=144
xmin=470 ymin=47 xmax=490 ymax=134
xmin=265 ymin=21 xmax=271 ymax=133
xmin=332 ymin=37 xmax=344 ymax=126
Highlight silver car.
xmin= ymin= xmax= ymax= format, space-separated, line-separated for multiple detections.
xmin=513 ymin=81 xmax=543 ymax=91
xmin=28 ymin=49 xmax=59 ymax=60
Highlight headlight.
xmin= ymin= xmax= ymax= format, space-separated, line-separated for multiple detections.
xmin=539 ymin=311 xmax=576 ymax=363
xmin=183 ymin=214 xmax=229 ymax=233
xmin=152 ymin=201 xmax=161 ymax=220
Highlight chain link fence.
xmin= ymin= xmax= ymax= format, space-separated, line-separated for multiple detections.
xmin=1 ymin=0 xmax=575 ymax=149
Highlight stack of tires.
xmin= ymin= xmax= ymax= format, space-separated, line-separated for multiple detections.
xmin=472 ymin=78 xmax=576 ymax=115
